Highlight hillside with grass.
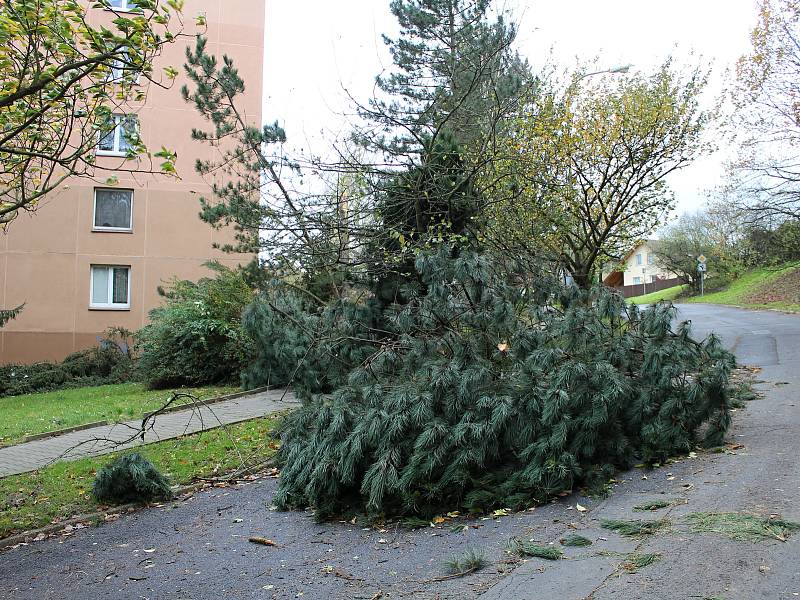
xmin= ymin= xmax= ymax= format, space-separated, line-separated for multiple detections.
xmin=685 ymin=263 xmax=800 ymax=312
xmin=627 ymin=284 xmax=689 ymax=305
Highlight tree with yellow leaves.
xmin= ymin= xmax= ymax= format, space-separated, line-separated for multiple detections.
xmin=488 ymin=62 xmax=712 ymax=288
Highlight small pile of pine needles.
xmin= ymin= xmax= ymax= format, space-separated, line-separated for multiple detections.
xmin=560 ymin=534 xmax=592 ymax=547
xmin=442 ymin=549 xmax=488 ymax=578
xmin=507 ymin=538 xmax=563 ymax=560
xmin=601 ymin=518 xmax=670 ymax=537
xmin=402 ymin=516 xmax=431 ymax=530
xmin=633 ymin=498 xmax=686 ymax=511
xmin=687 ymin=512 xmax=800 ymax=542
xmin=621 ymin=553 xmax=661 ymax=572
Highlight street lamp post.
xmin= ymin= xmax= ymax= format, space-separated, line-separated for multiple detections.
xmin=576 ymin=64 xmax=633 ymax=82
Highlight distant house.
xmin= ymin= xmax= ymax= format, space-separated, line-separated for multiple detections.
xmin=603 ymin=240 xmax=681 ymax=297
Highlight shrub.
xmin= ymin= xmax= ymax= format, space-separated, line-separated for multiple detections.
xmin=273 ymin=247 xmax=734 ymax=520
xmin=0 ymin=331 xmax=134 ymax=397
xmin=136 ymin=262 xmax=255 ymax=389
xmin=92 ymin=453 xmax=173 ymax=504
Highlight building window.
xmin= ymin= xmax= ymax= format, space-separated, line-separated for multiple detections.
xmin=635 ymin=253 xmax=643 ymax=266
xmin=90 ymin=266 xmax=130 ymax=309
xmin=647 ymin=254 xmax=655 ymax=265
xmin=108 ymin=0 xmax=138 ymax=11
xmin=97 ymin=115 xmax=137 ymax=156
xmin=633 ymin=276 xmax=642 ymax=285
xmin=93 ymin=189 xmax=133 ymax=231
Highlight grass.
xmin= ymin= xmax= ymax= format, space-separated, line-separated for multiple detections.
xmin=0 ymin=414 xmax=281 ymax=540
xmin=560 ymin=534 xmax=593 ymax=547
xmin=685 ymin=263 xmax=800 ymax=311
xmin=443 ymin=549 xmax=489 ymax=575
xmin=507 ymin=538 xmax=563 ymax=560
xmin=600 ymin=518 xmax=670 ymax=537
xmin=687 ymin=512 xmax=800 ymax=542
xmin=627 ymin=284 xmax=689 ymax=305
xmin=0 ymin=383 xmax=239 ymax=447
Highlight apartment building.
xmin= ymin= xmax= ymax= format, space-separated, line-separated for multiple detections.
xmin=0 ymin=0 xmax=264 ymax=364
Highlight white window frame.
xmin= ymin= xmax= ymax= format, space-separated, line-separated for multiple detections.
xmin=633 ymin=276 xmax=642 ymax=285
xmin=97 ymin=114 xmax=137 ymax=157
xmin=635 ymin=253 xmax=643 ymax=266
xmin=647 ymin=253 xmax=655 ymax=265
xmin=107 ymin=0 xmax=139 ymax=12
xmin=90 ymin=265 xmax=131 ymax=310
xmin=108 ymin=50 xmax=141 ymax=84
xmin=93 ymin=188 xmax=134 ymax=232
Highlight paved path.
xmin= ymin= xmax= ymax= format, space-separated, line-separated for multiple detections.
xmin=0 ymin=389 xmax=297 ymax=477
xmin=1 ymin=305 xmax=798 ymax=600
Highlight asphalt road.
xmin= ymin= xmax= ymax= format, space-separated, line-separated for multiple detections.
xmin=1 ymin=304 xmax=798 ymax=600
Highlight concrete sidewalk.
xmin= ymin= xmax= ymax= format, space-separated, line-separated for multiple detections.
xmin=0 ymin=389 xmax=297 ymax=477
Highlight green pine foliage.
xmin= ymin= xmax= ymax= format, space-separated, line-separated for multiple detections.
xmin=560 ymin=534 xmax=593 ymax=547
xmin=443 ymin=548 xmax=488 ymax=574
xmin=0 ymin=304 xmax=23 ymax=329
xmin=241 ymin=288 xmax=383 ymax=395
xmin=601 ymin=519 xmax=670 ymax=537
xmin=508 ymin=539 xmax=563 ymax=560
xmin=91 ymin=453 xmax=172 ymax=505
xmin=136 ymin=262 xmax=255 ymax=389
xmin=274 ymin=246 xmax=734 ymax=519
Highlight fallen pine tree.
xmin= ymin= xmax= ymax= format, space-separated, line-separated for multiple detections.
xmin=271 ymin=247 xmax=734 ymax=519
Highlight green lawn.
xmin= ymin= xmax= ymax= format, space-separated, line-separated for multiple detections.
xmin=684 ymin=263 xmax=800 ymax=311
xmin=0 ymin=415 xmax=281 ymax=540
xmin=627 ymin=284 xmax=689 ymax=305
xmin=0 ymin=383 xmax=239 ymax=447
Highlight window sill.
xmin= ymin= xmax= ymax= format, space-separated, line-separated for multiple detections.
xmin=92 ymin=227 xmax=134 ymax=234
xmin=89 ymin=306 xmax=131 ymax=311
xmin=96 ymin=150 xmax=129 ymax=158
xmin=104 ymin=7 xmax=142 ymax=14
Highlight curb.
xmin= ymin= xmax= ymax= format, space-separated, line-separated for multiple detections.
xmin=8 ymin=386 xmax=279 ymax=446
xmin=141 ymin=385 xmax=276 ymax=420
xmin=0 ymin=481 xmax=208 ymax=552
xmin=22 ymin=420 xmax=110 ymax=443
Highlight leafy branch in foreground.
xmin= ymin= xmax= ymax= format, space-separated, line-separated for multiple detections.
xmin=0 ymin=0 xmax=199 ymax=224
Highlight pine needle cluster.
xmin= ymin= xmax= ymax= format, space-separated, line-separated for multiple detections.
xmin=92 ymin=453 xmax=173 ymax=505
xmin=272 ymin=246 xmax=734 ymax=519
xmin=507 ymin=538 xmax=563 ymax=560
xmin=443 ymin=549 xmax=489 ymax=575
xmin=601 ymin=518 xmax=670 ymax=537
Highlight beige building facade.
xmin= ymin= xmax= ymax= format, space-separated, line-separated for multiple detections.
xmin=0 ymin=0 xmax=264 ymax=364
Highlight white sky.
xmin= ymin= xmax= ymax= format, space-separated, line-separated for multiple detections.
xmin=264 ymin=0 xmax=759 ymax=217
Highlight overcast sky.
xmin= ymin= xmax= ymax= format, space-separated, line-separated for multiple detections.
xmin=263 ymin=0 xmax=759 ymax=217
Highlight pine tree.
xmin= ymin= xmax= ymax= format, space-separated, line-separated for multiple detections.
xmin=368 ymin=0 xmax=530 ymax=151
